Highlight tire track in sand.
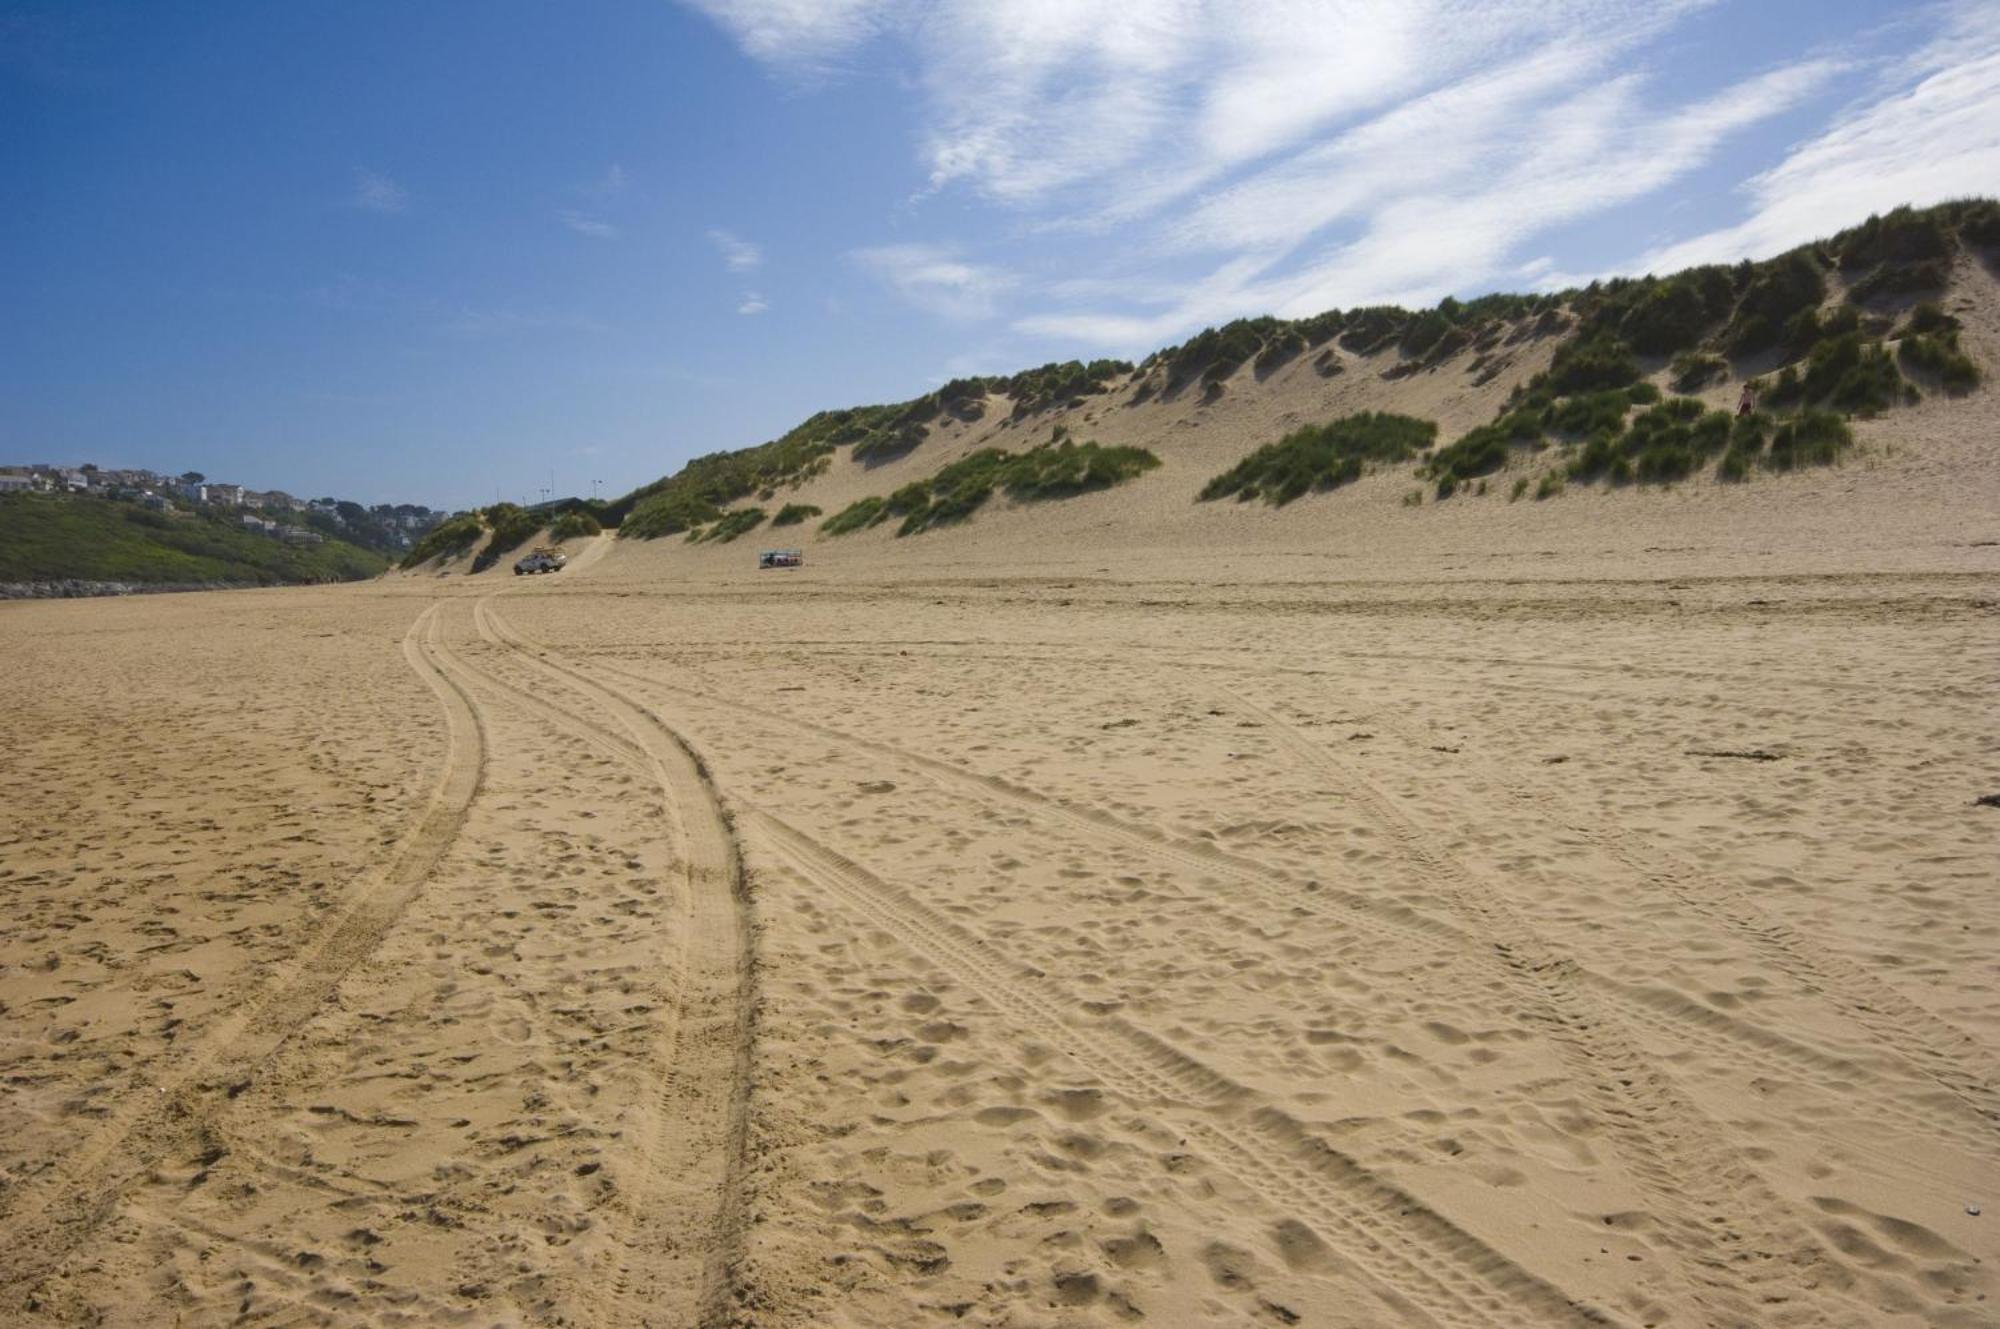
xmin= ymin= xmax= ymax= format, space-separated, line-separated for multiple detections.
xmin=505 ymin=620 xmax=1993 ymax=1163
xmin=748 ymin=810 xmax=1619 ymax=1329
xmin=0 ymin=602 xmax=486 ymax=1301
xmin=1344 ymin=705 xmax=2000 ymax=1138
xmin=1220 ymin=686 xmax=1874 ymax=1328
xmin=473 ymin=608 xmax=1623 ymax=1326
xmin=467 ymin=596 xmax=756 ymax=1329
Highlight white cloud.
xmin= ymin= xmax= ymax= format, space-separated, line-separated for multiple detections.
xmin=1018 ymin=57 xmax=1836 ymax=347
xmin=680 ymin=0 xmax=889 ymax=71
xmin=351 ymin=169 xmax=407 ymax=214
xmin=707 ymin=227 xmax=763 ymax=271
xmin=693 ymin=1 xmax=1995 ymax=353
xmin=560 ymin=210 xmax=620 ymax=239
xmin=851 ymin=243 xmax=1016 ymax=320
xmin=1635 ymin=9 xmax=2000 ymax=272
xmin=738 ymin=292 xmax=769 ymax=315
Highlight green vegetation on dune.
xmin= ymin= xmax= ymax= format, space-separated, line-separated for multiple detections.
xmin=823 ymin=434 xmax=1160 ymax=538
xmin=470 ymin=503 xmax=542 ymax=572
xmin=1200 ymin=412 xmax=1436 ymax=505
xmin=608 ymin=200 xmax=1992 ymax=533
xmin=772 ymin=503 xmax=821 ymax=526
xmin=3 ymin=492 xmax=387 ymax=586
xmin=548 ymin=509 xmax=602 ymax=541
xmin=693 ymin=507 xmax=767 ymax=543
xmin=401 ymin=512 xmax=483 ymax=567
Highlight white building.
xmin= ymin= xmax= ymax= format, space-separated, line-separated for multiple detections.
xmin=0 ymin=473 xmax=33 ymax=493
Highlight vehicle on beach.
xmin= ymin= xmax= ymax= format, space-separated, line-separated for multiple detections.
xmin=513 ymin=548 xmax=567 ymax=575
xmin=758 ymin=548 xmax=803 ymax=569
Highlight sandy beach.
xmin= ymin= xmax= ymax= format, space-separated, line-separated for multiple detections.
xmin=3 ymin=511 xmax=1996 ymax=1327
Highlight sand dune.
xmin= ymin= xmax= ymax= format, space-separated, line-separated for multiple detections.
xmin=5 ymin=239 xmax=1999 ymax=1329
xmin=4 ymin=504 xmax=1996 ymax=1326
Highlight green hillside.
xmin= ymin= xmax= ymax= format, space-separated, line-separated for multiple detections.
xmin=0 ymin=492 xmax=388 ymax=586
xmin=605 ymin=199 xmax=1994 ymax=532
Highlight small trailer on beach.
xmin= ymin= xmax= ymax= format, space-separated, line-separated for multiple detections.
xmin=758 ymin=549 xmax=803 ymax=570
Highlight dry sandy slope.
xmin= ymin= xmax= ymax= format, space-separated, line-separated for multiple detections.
xmin=2 ymin=517 xmax=1996 ymax=1327
xmin=605 ymin=253 xmax=2000 ymax=586
xmin=1 ymin=266 xmax=1997 ymax=1329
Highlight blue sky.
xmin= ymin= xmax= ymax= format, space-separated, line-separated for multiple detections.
xmin=4 ymin=1 xmax=1997 ymax=508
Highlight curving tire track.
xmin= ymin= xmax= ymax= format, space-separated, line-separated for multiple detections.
xmin=1219 ymin=686 xmax=1878 ymax=1327
xmin=468 ymin=597 xmax=756 ymax=1329
xmin=1355 ymin=707 xmax=2000 ymax=1136
xmin=748 ymin=810 xmax=1619 ymax=1329
xmin=488 ymin=620 xmax=1994 ymax=1160
xmin=0 ymin=602 xmax=487 ymax=1302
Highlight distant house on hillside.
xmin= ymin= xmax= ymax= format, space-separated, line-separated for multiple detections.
xmin=241 ymin=513 xmax=278 ymax=535
xmin=207 ymin=483 xmax=245 ymax=507
xmin=0 ymin=472 xmax=33 ymax=493
xmin=279 ymin=526 xmax=323 ymax=545
xmin=138 ymin=491 xmax=176 ymax=512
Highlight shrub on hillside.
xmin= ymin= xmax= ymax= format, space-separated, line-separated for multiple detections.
xmin=471 ymin=503 xmax=543 ymax=572
xmin=1543 ymin=334 xmax=1642 ymax=394
xmin=822 ymin=496 xmax=886 ymax=535
xmin=1848 ymin=260 xmax=1949 ymax=303
xmin=1724 ymin=250 xmax=1827 ymax=355
xmin=1899 ymin=332 xmax=1981 ymax=394
xmin=1670 ymin=351 xmax=1729 ymax=392
xmin=1764 ymin=410 xmax=1852 ymax=471
xmin=1002 ymin=439 xmax=1160 ymax=500
xmin=1201 ymin=411 xmax=1436 ymax=505
xmin=401 ymin=513 xmax=483 ymax=567
xmin=1785 ymin=332 xmax=1907 ymax=414
xmin=772 ymin=503 xmax=822 ymax=526
xmin=1902 ymin=302 xmax=1960 ymax=336
xmin=548 ymin=509 xmax=602 ymax=541
xmin=700 ymin=508 xmax=767 ymax=543
xmin=1835 ymin=206 xmax=1954 ymax=271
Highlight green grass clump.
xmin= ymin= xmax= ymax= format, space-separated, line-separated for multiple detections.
xmin=1201 ymin=411 xmax=1437 ymax=505
xmin=402 ymin=513 xmax=483 ymax=568
xmin=823 ymin=437 xmax=1160 ymax=537
xmin=1001 ymin=439 xmax=1160 ymax=499
xmin=4 ymin=492 xmax=387 ymax=585
xmin=1897 ymin=315 xmax=1981 ymax=394
xmin=772 ymin=503 xmax=822 ymax=527
xmin=1669 ymin=351 xmax=1728 ymax=393
xmin=548 ymin=509 xmax=602 ymax=541
xmin=1717 ymin=412 xmax=1770 ymax=482
xmin=1564 ymin=397 xmax=1731 ymax=486
xmin=471 ymin=503 xmax=544 ymax=572
xmin=1834 ymin=205 xmax=1954 ymax=271
xmin=699 ymin=508 xmax=766 ymax=543
xmin=1542 ymin=334 xmax=1643 ymax=394
xmin=998 ymin=360 xmax=1132 ymax=415
xmin=1902 ymin=302 xmax=1960 ymax=336
xmin=1724 ymin=249 xmax=1826 ymax=355
xmin=822 ymin=497 xmax=886 ymax=535
xmin=1848 ymin=260 xmax=1949 ymax=303
xmin=1777 ymin=332 xmax=1907 ymax=414
xmin=1764 ymin=410 xmax=1852 ymax=471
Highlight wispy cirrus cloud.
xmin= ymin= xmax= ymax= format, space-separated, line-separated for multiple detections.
xmin=680 ymin=0 xmax=889 ymax=73
xmin=1634 ymin=5 xmax=2000 ymax=273
xmin=737 ymin=291 xmax=770 ymax=315
xmin=851 ymin=243 xmax=1016 ymax=320
xmin=350 ymin=168 xmax=408 ymax=214
xmin=707 ymin=227 xmax=763 ymax=271
xmin=560 ymin=210 xmax=620 ymax=239
xmin=692 ymin=1 xmax=2000 ymax=352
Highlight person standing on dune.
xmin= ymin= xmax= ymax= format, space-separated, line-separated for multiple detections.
xmin=1738 ymin=383 xmax=1756 ymax=417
